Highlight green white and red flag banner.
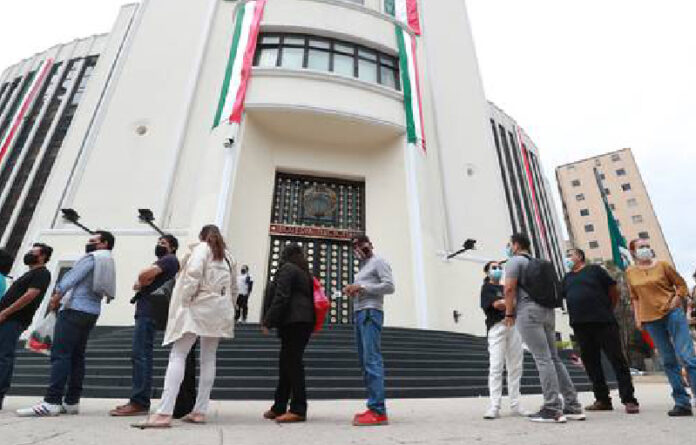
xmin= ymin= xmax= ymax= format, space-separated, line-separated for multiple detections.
xmin=213 ymin=0 xmax=266 ymax=133
xmin=0 ymin=58 xmax=53 ymax=167
xmin=396 ymin=26 xmax=425 ymax=151
xmin=386 ymin=0 xmax=422 ymax=35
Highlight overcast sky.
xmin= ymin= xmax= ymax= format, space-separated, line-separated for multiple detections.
xmin=1 ymin=1 xmax=694 ymax=284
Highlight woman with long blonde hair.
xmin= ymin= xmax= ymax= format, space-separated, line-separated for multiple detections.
xmin=135 ymin=225 xmax=237 ymax=428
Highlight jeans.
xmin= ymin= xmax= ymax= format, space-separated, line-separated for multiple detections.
xmin=573 ymin=322 xmax=638 ymax=405
xmin=272 ymin=322 xmax=313 ymax=416
xmin=487 ymin=321 xmax=524 ymax=409
xmin=44 ymin=309 xmax=98 ymax=405
xmin=130 ymin=316 xmax=155 ymax=408
xmin=355 ymin=309 xmax=386 ymax=415
xmin=644 ymin=308 xmax=696 ymax=408
xmin=516 ymin=302 xmax=579 ymax=414
xmin=0 ymin=319 xmax=24 ymax=406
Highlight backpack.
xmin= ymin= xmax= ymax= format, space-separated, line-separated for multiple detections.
xmin=312 ymin=277 xmax=330 ymax=333
xmin=149 ymin=278 xmax=175 ymax=331
xmin=518 ymin=254 xmax=562 ymax=308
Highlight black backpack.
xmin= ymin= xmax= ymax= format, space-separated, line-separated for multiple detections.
xmin=149 ymin=278 xmax=175 ymax=331
xmin=519 ymin=254 xmax=562 ymax=308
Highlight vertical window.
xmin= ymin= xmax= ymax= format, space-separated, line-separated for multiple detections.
xmin=490 ymin=119 xmax=517 ymax=234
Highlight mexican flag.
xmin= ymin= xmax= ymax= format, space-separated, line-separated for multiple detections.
xmin=212 ymin=0 xmax=266 ymax=133
xmin=593 ymin=168 xmax=630 ymax=270
xmin=386 ymin=0 xmax=422 ymax=35
xmin=0 ymin=59 xmax=54 ymax=166
xmin=395 ymin=26 xmax=425 ymax=150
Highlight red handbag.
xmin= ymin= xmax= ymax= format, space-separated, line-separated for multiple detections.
xmin=313 ymin=277 xmax=330 ymax=332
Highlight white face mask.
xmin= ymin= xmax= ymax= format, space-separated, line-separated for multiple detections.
xmin=635 ymin=247 xmax=653 ymax=261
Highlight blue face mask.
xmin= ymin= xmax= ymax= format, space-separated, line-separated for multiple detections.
xmin=489 ymin=269 xmax=503 ymax=282
xmin=505 ymin=245 xmax=514 ymax=258
xmin=564 ymin=258 xmax=575 ymax=271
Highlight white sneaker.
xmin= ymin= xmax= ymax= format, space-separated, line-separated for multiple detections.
xmin=510 ymin=404 xmax=531 ymax=417
xmin=17 ymin=402 xmax=62 ymax=417
xmin=483 ymin=407 xmax=500 ymax=419
xmin=61 ymin=403 xmax=79 ymax=415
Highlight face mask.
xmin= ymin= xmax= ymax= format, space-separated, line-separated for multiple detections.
xmin=488 ymin=269 xmax=503 ymax=282
xmin=23 ymin=253 xmax=38 ymax=266
xmin=564 ymin=258 xmax=575 ymax=271
xmin=85 ymin=243 xmax=97 ymax=254
xmin=505 ymin=245 xmax=514 ymax=258
xmin=636 ymin=247 xmax=653 ymax=261
xmin=155 ymin=245 xmax=168 ymax=258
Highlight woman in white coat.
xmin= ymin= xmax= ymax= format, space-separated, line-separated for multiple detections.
xmin=135 ymin=225 xmax=237 ymax=428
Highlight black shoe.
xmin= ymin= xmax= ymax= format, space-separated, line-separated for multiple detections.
xmin=668 ymin=405 xmax=693 ymax=417
xmin=528 ymin=409 xmax=567 ymax=423
xmin=562 ymin=406 xmax=587 ymax=421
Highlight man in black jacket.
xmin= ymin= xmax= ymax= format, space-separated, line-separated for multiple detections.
xmin=562 ymin=248 xmax=639 ymax=414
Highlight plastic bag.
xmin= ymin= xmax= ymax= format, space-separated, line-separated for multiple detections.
xmin=313 ymin=278 xmax=329 ymax=333
xmin=26 ymin=312 xmax=57 ymax=355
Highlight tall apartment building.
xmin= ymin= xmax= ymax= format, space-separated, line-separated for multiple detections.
xmin=556 ymin=148 xmax=673 ymax=265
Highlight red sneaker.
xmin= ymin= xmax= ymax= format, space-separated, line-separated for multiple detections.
xmin=353 ymin=409 xmax=389 ymax=426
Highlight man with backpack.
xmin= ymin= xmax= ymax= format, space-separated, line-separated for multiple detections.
xmin=109 ymin=234 xmax=179 ymax=417
xmin=503 ymin=233 xmax=585 ymax=423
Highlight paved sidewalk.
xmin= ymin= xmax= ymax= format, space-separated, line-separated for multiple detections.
xmin=1 ymin=383 xmax=695 ymax=445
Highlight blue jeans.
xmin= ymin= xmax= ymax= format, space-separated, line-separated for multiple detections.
xmin=644 ymin=308 xmax=696 ymax=407
xmin=45 ymin=310 xmax=98 ymax=405
xmin=0 ymin=319 xmax=24 ymax=406
xmin=130 ymin=316 xmax=155 ymax=408
xmin=354 ymin=309 xmax=386 ymax=415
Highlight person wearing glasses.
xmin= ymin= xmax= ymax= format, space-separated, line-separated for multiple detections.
xmin=626 ymin=238 xmax=694 ymax=417
xmin=480 ymin=261 xmax=526 ymax=419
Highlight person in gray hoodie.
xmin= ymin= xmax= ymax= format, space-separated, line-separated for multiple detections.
xmin=344 ymin=235 xmax=394 ymax=426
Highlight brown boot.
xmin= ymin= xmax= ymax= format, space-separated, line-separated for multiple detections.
xmin=585 ymin=400 xmax=613 ymax=411
xmin=275 ymin=412 xmax=306 ymax=423
xmin=263 ymin=409 xmax=280 ymax=420
xmin=110 ymin=402 xmax=149 ymax=417
xmin=625 ymin=402 xmax=640 ymax=414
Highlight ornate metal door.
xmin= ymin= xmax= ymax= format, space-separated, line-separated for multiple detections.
xmin=267 ymin=173 xmax=365 ymax=324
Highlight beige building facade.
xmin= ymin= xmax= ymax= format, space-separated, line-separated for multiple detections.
xmin=556 ymin=148 xmax=674 ymax=266
xmin=0 ymin=0 xmax=568 ymax=337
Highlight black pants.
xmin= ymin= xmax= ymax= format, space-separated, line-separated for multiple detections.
xmin=235 ymin=295 xmax=249 ymax=322
xmin=173 ymin=341 xmax=197 ymax=419
xmin=272 ymin=323 xmax=313 ymax=416
xmin=573 ymin=322 xmax=638 ymax=405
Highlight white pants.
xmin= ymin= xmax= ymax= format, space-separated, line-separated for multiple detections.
xmin=156 ymin=334 xmax=220 ymax=416
xmin=487 ymin=321 xmax=524 ymax=409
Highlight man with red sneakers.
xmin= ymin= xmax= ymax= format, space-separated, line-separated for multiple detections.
xmin=345 ymin=235 xmax=394 ymax=426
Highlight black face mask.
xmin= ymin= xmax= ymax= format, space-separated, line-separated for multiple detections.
xmin=85 ymin=243 xmax=97 ymax=254
xmin=23 ymin=253 xmax=38 ymax=266
xmin=155 ymin=245 xmax=168 ymax=258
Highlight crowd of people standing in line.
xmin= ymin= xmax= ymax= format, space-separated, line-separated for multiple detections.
xmin=482 ymin=232 xmax=695 ymax=423
xmin=1 ymin=224 xmax=694 ymax=427
xmin=0 ymin=226 xmax=395 ymax=427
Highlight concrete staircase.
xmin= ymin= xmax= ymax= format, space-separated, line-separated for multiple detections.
xmin=9 ymin=323 xmax=596 ymax=400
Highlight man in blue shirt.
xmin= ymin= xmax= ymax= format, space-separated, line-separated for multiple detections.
xmin=110 ymin=234 xmax=179 ymax=417
xmin=17 ymin=231 xmax=116 ymax=417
